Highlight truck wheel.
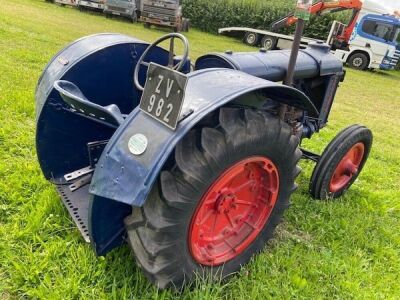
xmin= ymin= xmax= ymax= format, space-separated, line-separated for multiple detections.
xmin=144 ymin=23 xmax=151 ymax=29
xmin=125 ymin=108 xmax=301 ymax=289
xmin=309 ymin=125 xmax=373 ymax=200
xmin=244 ymin=32 xmax=260 ymax=46
xmin=261 ymin=35 xmax=277 ymax=51
xmin=131 ymin=12 xmax=138 ymax=23
xmin=182 ymin=18 xmax=190 ymax=32
xmin=348 ymin=53 xmax=369 ymax=70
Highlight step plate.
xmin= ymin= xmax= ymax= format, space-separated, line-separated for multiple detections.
xmin=56 ymin=184 xmax=91 ymax=243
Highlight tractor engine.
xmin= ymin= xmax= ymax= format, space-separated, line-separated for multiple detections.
xmin=196 ymin=41 xmax=345 ymax=135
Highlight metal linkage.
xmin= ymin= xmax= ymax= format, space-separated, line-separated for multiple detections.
xmin=64 ymin=166 xmax=94 ymax=182
xmin=300 ymin=148 xmax=321 ymax=162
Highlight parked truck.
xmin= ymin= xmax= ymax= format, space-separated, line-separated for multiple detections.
xmin=104 ymin=0 xmax=142 ymax=22
xmin=140 ymin=0 xmax=189 ymax=32
xmin=219 ymin=0 xmax=400 ymax=70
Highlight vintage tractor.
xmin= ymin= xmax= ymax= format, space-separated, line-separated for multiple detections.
xmin=35 ymin=31 xmax=372 ymax=288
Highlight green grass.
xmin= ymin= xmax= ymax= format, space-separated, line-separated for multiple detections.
xmin=1 ymin=0 xmax=400 ymax=298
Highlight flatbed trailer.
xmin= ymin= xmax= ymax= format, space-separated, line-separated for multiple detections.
xmin=218 ymin=27 xmax=321 ymax=50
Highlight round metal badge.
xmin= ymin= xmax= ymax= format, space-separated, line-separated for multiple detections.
xmin=128 ymin=134 xmax=148 ymax=156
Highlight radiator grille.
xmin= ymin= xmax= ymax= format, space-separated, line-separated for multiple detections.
xmin=143 ymin=4 xmax=176 ymax=17
xmin=107 ymin=5 xmax=126 ymax=12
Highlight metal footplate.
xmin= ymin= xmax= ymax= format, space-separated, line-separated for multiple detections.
xmin=61 ymin=167 xmax=94 ymax=241
xmin=56 ymin=184 xmax=91 ymax=243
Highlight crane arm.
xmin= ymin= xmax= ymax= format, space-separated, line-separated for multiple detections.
xmin=271 ymin=0 xmax=363 ymax=31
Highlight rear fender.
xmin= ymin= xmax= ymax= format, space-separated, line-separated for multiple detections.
xmin=89 ymin=68 xmax=316 ymax=254
xmin=89 ymin=68 xmax=316 ymax=207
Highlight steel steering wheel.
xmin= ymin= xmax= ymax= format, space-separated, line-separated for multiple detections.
xmin=134 ymin=33 xmax=190 ymax=91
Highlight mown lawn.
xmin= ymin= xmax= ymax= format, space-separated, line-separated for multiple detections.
xmin=0 ymin=0 xmax=399 ymax=299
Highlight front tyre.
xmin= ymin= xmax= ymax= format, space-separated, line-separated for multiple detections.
xmin=125 ymin=108 xmax=301 ymax=289
xmin=309 ymin=125 xmax=373 ymax=199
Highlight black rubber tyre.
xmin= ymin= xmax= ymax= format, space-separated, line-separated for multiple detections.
xmin=131 ymin=12 xmax=138 ymax=23
xmin=182 ymin=18 xmax=190 ymax=32
xmin=243 ymin=32 xmax=260 ymax=46
xmin=144 ymin=23 xmax=151 ymax=29
xmin=124 ymin=108 xmax=302 ymax=289
xmin=348 ymin=52 xmax=369 ymax=70
xmin=261 ymin=35 xmax=278 ymax=51
xmin=310 ymin=125 xmax=373 ymax=200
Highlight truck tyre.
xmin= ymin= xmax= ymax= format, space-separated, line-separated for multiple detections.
xmin=348 ymin=52 xmax=369 ymax=70
xmin=309 ymin=125 xmax=373 ymax=200
xmin=244 ymin=32 xmax=260 ymax=46
xmin=131 ymin=11 xmax=138 ymax=23
xmin=125 ymin=108 xmax=301 ymax=289
xmin=144 ymin=23 xmax=151 ymax=29
xmin=261 ymin=35 xmax=277 ymax=51
xmin=182 ymin=18 xmax=190 ymax=32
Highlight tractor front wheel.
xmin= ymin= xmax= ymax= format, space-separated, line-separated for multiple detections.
xmin=125 ymin=108 xmax=301 ymax=289
xmin=309 ymin=125 xmax=373 ymax=199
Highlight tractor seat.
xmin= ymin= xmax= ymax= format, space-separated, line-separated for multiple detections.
xmin=54 ymin=80 xmax=125 ymax=127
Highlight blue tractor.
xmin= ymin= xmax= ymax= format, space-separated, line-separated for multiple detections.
xmin=35 ymin=32 xmax=373 ymax=288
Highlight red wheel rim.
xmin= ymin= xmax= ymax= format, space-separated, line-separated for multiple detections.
xmin=329 ymin=143 xmax=365 ymax=193
xmin=189 ymin=157 xmax=280 ymax=266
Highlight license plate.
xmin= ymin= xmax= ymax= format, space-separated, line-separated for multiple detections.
xmin=140 ymin=63 xmax=188 ymax=130
xmin=112 ymin=11 xmax=120 ymax=15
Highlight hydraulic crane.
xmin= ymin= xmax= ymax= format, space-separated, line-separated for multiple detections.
xmin=272 ymin=0 xmax=363 ymax=48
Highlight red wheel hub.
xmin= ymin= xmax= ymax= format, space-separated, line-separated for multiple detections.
xmin=330 ymin=143 xmax=365 ymax=193
xmin=189 ymin=157 xmax=280 ymax=266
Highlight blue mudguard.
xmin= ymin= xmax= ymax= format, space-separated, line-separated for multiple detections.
xmin=36 ymin=33 xmax=169 ymax=181
xmin=88 ymin=68 xmax=316 ymax=254
xmin=89 ymin=68 xmax=314 ymax=208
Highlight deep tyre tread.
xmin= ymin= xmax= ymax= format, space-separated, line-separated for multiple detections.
xmin=125 ymin=108 xmax=302 ymax=289
xmin=309 ymin=125 xmax=373 ymax=200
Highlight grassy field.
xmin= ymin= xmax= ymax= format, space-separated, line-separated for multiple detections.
xmin=1 ymin=0 xmax=400 ymax=299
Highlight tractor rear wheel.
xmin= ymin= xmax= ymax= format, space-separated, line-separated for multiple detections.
xmin=309 ymin=125 xmax=373 ymax=199
xmin=124 ymin=108 xmax=301 ymax=289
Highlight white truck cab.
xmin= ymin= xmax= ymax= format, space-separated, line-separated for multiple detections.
xmin=332 ymin=1 xmax=400 ymax=70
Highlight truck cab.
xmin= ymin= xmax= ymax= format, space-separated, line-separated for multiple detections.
xmin=140 ymin=0 xmax=188 ymax=32
xmin=104 ymin=0 xmax=141 ymax=22
xmin=331 ymin=1 xmax=400 ymax=70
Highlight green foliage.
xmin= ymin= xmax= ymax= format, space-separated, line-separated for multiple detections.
xmin=182 ymin=0 xmax=350 ymax=39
